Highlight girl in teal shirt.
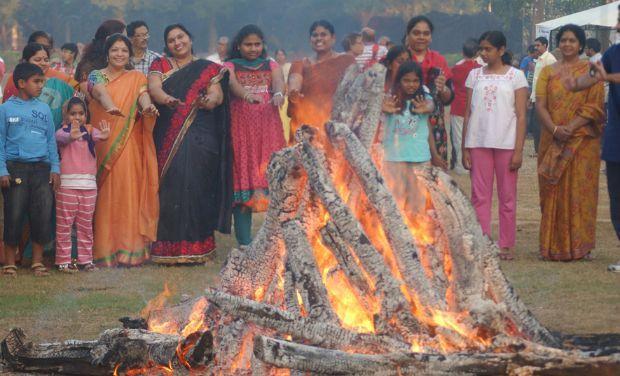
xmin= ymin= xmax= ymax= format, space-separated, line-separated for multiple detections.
xmin=382 ymin=61 xmax=443 ymax=214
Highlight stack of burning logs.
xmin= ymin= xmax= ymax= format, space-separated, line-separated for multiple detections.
xmin=2 ymin=64 xmax=619 ymax=375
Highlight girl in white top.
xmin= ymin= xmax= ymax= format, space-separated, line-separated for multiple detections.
xmin=462 ymin=31 xmax=528 ymax=260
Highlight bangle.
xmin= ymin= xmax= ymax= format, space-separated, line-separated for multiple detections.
xmin=552 ymin=126 xmax=558 ymax=135
xmin=273 ymin=92 xmax=283 ymax=98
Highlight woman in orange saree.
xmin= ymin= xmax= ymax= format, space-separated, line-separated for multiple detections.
xmin=88 ymin=34 xmax=159 ymax=266
xmin=287 ymin=20 xmax=355 ymax=144
xmin=535 ymin=24 xmax=605 ymax=261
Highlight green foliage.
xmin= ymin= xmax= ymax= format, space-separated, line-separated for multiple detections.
xmin=0 ymin=0 xmax=612 ymax=54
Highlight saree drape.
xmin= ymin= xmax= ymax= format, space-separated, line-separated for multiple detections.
xmin=150 ymin=58 xmax=232 ymax=264
xmin=89 ymin=70 xmax=159 ymax=266
xmin=536 ymin=62 xmax=605 ymax=261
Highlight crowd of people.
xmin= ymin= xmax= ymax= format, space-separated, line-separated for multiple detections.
xmin=0 ymin=8 xmax=618 ymax=277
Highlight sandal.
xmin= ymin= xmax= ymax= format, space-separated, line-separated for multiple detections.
xmin=31 ymin=262 xmax=50 ymax=277
xmin=80 ymin=262 xmax=98 ymax=272
xmin=58 ymin=263 xmax=78 ymax=274
xmin=2 ymin=265 xmax=17 ymax=277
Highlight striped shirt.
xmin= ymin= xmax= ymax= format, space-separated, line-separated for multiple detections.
xmin=355 ymin=43 xmax=387 ymax=68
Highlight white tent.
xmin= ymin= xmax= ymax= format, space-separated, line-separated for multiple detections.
xmin=536 ymin=1 xmax=619 ymax=40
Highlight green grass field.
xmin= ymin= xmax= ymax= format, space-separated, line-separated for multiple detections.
xmin=0 ymin=140 xmax=618 ymax=344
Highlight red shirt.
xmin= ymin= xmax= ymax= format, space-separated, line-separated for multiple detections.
xmin=450 ymin=59 xmax=481 ymax=117
xmin=411 ymin=49 xmax=453 ymax=86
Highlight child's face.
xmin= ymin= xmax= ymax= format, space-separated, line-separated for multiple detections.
xmin=239 ymin=34 xmax=264 ymax=61
xmin=67 ymin=104 xmax=86 ymax=125
xmin=400 ymin=72 xmax=421 ymax=95
xmin=61 ymin=49 xmax=75 ymax=64
xmin=350 ymin=37 xmax=364 ymax=56
xmin=391 ymin=52 xmax=410 ymax=73
xmin=28 ymin=50 xmax=50 ymax=73
xmin=479 ymin=40 xmax=504 ymax=65
xmin=19 ymin=74 xmax=45 ymax=98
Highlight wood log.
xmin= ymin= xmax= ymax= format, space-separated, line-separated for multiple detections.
xmin=331 ymin=65 xmax=362 ymax=125
xmin=297 ymin=135 xmax=428 ymax=340
xmin=283 ymin=264 xmax=303 ymax=317
xmin=414 ymin=167 xmax=559 ymax=348
xmin=1 ymin=328 xmax=106 ymax=375
xmin=219 ymin=148 xmax=304 ymax=300
xmin=281 ymin=219 xmax=339 ymax=324
xmin=254 ymin=335 xmax=620 ymax=376
xmin=90 ymin=328 xmax=181 ymax=368
xmin=254 ymin=335 xmax=393 ymax=375
xmin=350 ymin=64 xmax=386 ymax=148
xmin=330 ymin=64 xmax=386 ymax=148
xmin=325 ymin=121 xmax=444 ymax=311
xmin=319 ymin=221 xmax=374 ymax=300
xmin=204 ymin=288 xmax=410 ymax=353
xmin=0 ymin=328 xmax=186 ymax=375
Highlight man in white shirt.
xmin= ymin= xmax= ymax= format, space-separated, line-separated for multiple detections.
xmin=207 ymin=36 xmax=229 ymax=65
xmin=529 ymin=36 xmax=556 ymax=154
xmin=585 ymin=38 xmax=603 ymax=63
xmin=356 ymin=27 xmax=387 ymax=69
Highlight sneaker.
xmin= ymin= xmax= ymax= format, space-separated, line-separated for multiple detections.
xmin=607 ymin=262 xmax=620 ymax=272
xmin=57 ymin=263 xmax=78 ymax=274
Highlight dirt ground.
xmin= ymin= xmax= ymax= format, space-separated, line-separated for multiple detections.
xmin=0 ymin=139 xmax=618 ymax=346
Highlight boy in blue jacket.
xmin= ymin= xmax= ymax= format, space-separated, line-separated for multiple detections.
xmin=0 ymin=62 xmax=60 ymax=277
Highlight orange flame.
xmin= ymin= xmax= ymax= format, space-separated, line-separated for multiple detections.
xmin=181 ymin=297 xmax=209 ymax=337
xmin=141 ymin=282 xmax=173 ymax=319
xmin=230 ymin=331 xmax=254 ymax=371
xmin=142 ymin=283 xmax=179 ymax=335
xmin=114 ymin=361 xmax=174 ymax=376
xmin=144 ymin=284 xmax=209 ymax=339
xmin=309 ymin=209 xmax=379 ymax=333
xmin=295 ymin=289 xmax=308 ymax=317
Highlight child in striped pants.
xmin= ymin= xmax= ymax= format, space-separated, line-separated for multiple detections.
xmin=55 ymin=97 xmax=109 ymax=272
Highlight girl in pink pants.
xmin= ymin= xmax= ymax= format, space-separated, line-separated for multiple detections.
xmin=462 ymin=31 xmax=528 ymax=260
xmin=55 ymin=97 xmax=109 ymax=272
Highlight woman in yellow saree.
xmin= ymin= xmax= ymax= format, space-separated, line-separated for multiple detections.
xmin=88 ymin=34 xmax=159 ymax=266
xmin=536 ymin=24 xmax=605 ymax=261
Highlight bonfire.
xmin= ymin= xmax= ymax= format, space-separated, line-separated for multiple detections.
xmin=2 ymin=64 xmax=619 ymax=375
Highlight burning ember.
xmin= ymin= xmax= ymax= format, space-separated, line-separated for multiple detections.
xmin=2 ymin=63 xmax=619 ymax=375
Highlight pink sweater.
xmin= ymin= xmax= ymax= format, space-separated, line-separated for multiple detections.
xmin=55 ymin=125 xmax=102 ymax=189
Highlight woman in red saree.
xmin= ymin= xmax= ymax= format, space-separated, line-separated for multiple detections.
xmin=536 ymin=25 xmax=605 ymax=261
xmin=287 ymin=20 xmax=355 ymax=144
xmin=148 ymin=24 xmax=232 ymax=264
xmin=88 ymin=34 xmax=159 ymax=266
xmin=404 ymin=16 xmax=453 ymax=168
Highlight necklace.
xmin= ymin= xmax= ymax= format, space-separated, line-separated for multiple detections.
xmin=102 ymin=67 xmax=125 ymax=81
xmin=172 ymin=56 xmax=195 ymax=69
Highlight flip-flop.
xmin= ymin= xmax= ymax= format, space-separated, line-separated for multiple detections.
xmin=2 ymin=265 xmax=17 ymax=277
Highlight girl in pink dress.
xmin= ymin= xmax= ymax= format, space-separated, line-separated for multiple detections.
xmin=225 ymin=24 xmax=286 ymax=245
